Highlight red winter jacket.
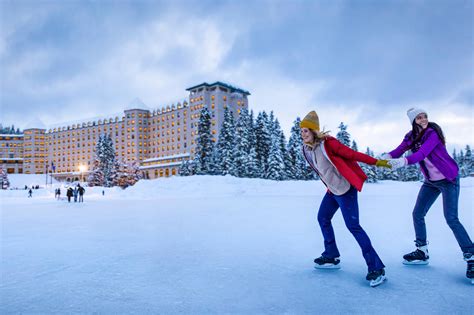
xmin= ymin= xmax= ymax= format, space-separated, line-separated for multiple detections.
xmin=303 ymin=136 xmax=377 ymax=192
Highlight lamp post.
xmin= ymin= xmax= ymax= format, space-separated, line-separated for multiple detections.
xmin=78 ymin=165 xmax=87 ymax=183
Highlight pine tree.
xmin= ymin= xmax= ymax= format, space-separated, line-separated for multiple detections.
xmin=463 ymin=145 xmax=473 ymax=176
xmin=457 ymin=150 xmax=465 ymax=176
xmin=1 ymin=166 xmax=10 ymax=189
xmin=398 ymin=152 xmax=421 ymax=181
xmin=254 ymin=111 xmax=271 ymax=178
xmin=114 ymin=161 xmax=142 ymax=188
xmin=351 ymin=140 xmax=358 ymax=152
xmin=287 ymin=117 xmax=315 ymax=180
xmin=360 ymin=147 xmax=377 ymax=183
xmin=87 ymin=160 xmax=105 ymax=187
xmin=246 ymin=110 xmax=259 ymax=178
xmin=215 ymin=107 xmax=235 ymax=175
xmin=88 ymin=134 xmax=116 ymax=187
xmin=178 ymin=160 xmax=196 ymax=176
xmin=194 ymin=108 xmax=214 ymax=175
xmin=336 ymin=122 xmax=351 ymax=147
xmin=233 ymin=108 xmax=251 ymax=177
xmin=266 ymin=119 xmax=286 ymax=180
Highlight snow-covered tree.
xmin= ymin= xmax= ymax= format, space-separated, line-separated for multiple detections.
xmin=351 ymin=140 xmax=359 ymax=152
xmin=114 ymin=161 xmax=142 ymax=188
xmin=266 ymin=119 xmax=287 ymax=180
xmin=194 ymin=108 xmax=214 ymax=175
xmin=360 ymin=147 xmax=377 ymax=183
xmin=0 ymin=166 xmax=9 ymax=189
xmin=398 ymin=152 xmax=422 ymax=181
xmin=254 ymin=111 xmax=271 ymax=178
xmin=88 ymin=134 xmax=116 ymax=187
xmin=87 ymin=160 xmax=105 ymax=187
xmin=459 ymin=145 xmax=472 ymax=177
xmin=178 ymin=160 xmax=196 ymax=176
xmin=336 ymin=122 xmax=351 ymax=147
xmin=215 ymin=107 xmax=235 ymax=175
xmin=233 ymin=108 xmax=254 ymax=177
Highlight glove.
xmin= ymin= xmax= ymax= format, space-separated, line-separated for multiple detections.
xmin=380 ymin=153 xmax=392 ymax=160
xmin=388 ymin=158 xmax=407 ymax=170
xmin=375 ymin=160 xmax=391 ymax=168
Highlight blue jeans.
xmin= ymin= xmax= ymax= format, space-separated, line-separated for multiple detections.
xmin=413 ymin=177 xmax=474 ymax=254
xmin=317 ymin=186 xmax=385 ymax=272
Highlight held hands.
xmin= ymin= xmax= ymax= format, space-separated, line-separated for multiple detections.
xmin=375 ymin=160 xmax=391 ymax=168
xmin=388 ymin=157 xmax=407 ymax=170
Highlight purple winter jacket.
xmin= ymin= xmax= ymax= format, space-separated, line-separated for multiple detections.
xmin=389 ymin=127 xmax=459 ymax=181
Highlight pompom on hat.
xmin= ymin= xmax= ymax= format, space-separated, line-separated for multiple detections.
xmin=300 ymin=111 xmax=320 ymax=132
xmin=407 ymin=107 xmax=427 ymax=124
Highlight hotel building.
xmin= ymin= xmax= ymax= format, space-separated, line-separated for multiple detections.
xmin=0 ymin=82 xmax=250 ymax=181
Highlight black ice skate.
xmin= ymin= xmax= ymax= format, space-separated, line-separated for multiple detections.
xmin=464 ymin=253 xmax=474 ymax=284
xmin=403 ymin=245 xmax=429 ymax=265
xmin=366 ymin=268 xmax=386 ymax=287
xmin=314 ymin=256 xmax=341 ymax=269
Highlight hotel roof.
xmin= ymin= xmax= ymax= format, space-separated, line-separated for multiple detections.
xmin=186 ymin=81 xmax=250 ymax=95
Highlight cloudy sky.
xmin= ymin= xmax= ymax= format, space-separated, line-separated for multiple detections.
xmin=1 ymin=0 xmax=472 ymax=153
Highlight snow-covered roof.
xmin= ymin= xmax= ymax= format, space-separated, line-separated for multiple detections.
xmin=142 ymin=153 xmax=190 ymax=163
xmin=139 ymin=161 xmax=183 ymax=170
xmin=124 ymin=98 xmax=150 ymax=111
xmin=0 ymin=134 xmax=23 ymax=137
xmin=48 ymin=112 xmax=124 ymax=130
xmin=24 ymin=118 xmax=46 ymax=130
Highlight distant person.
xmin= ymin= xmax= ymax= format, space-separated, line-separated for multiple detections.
xmin=384 ymin=108 xmax=473 ymax=282
xmin=300 ymin=110 xmax=391 ymax=287
xmin=66 ymin=187 xmax=73 ymax=203
xmin=57 ymin=188 xmax=61 ymax=200
xmin=102 ymin=190 xmax=105 ymax=196
xmin=73 ymin=186 xmax=78 ymax=202
xmin=78 ymin=184 xmax=85 ymax=202
xmin=28 ymin=188 xmax=32 ymax=198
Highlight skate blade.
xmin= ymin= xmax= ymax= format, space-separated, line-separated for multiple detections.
xmin=403 ymin=259 xmax=429 ymax=265
xmin=314 ymin=264 xmax=341 ymax=270
xmin=370 ymin=275 xmax=387 ymax=287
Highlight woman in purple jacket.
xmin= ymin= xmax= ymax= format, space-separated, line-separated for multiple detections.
xmin=386 ymin=108 xmax=473 ymax=281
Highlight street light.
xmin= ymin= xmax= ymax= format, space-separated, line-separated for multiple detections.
xmin=78 ymin=165 xmax=87 ymax=183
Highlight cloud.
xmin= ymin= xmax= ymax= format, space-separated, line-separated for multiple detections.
xmin=1 ymin=1 xmax=472 ymax=153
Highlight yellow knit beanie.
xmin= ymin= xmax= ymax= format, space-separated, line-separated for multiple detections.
xmin=300 ymin=111 xmax=320 ymax=132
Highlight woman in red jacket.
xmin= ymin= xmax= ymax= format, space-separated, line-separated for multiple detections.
xmin=300 ymin=111 xmax=390 ymax=287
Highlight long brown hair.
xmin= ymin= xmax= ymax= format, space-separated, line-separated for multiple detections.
xmin=410 ymin=121 xmax=446 ymax=150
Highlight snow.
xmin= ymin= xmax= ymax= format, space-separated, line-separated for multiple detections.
xmin=1 ymin=175 xmax=473 ymax=314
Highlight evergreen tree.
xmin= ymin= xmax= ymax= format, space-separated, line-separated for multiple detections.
xmin=463 ymin=145 xmax=473 ymax=176
xmin=336 ymin=122 xmax=351 ymax=147
xmin=351 ymin=140 xmax=358 ymax=152
xmin=87 ymin=160 xmax=105 ymax=187
xmin=233 ymin=108 xmax=251 ymax=177
xmin=114 ymin=161 xmax=142 ymax=188
xmin=254 ymin=111 xmax=271 ymax=178
xmin=266 ymin=119 xmax=286 ymax=180
xmin=1 ymin=167 xmax=10 ymax=189
xmin=457 ymin=150 xmax=465 ymax=176
xmin=178 ymin=160 xmax=196 ymax=176
xmin=194 ymin=108 xmax=214 ymax=175
xmin=88 ymin=134 xmax=116 ymax=187
xmin=246 ymin=110 xmax=259 ymax=178
xmin=215 ymin=107 xmax=235 ymax=175
xmin=458 ymin=149 xmax=469 ymax=177
xmin=360 ymin=147 xmax=377 ymax=183
xmin=398 ymin=152 xmax=421 ymax=181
